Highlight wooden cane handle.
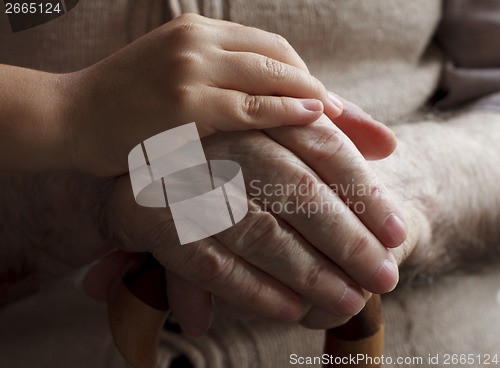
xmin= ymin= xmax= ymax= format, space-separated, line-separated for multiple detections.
xmin=108 ymin=255 xmax=384 ymax=368
xmin=323 ymin=294 xmax=384 ymax=367
xmin=107 ymin=255 xmax=169 ymax=368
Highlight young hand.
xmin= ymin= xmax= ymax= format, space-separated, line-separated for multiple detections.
xmin=61 ymin=13 xmax=343 ymax=176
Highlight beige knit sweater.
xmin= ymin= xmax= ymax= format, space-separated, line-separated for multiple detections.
xmin=1 ymin=1 xmax=499 ymax=368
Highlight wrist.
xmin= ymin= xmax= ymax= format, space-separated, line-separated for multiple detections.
xmin=56 ymin=67 xmax=132 ymax=177
xmin=46 ymin=72 xmax=77 ymax=171
xmin=53 ymin=70 xmax=95 ymax=174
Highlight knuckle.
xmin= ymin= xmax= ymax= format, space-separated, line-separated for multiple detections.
xmin=309 ymin=75 xmax=326 ymax=95
xmin=241 ymin=95 xmax=265 ymax=120
xmin=234 ymin=212 xmax=282 ymax=254
xmin=309 ymin=130 xmax=345 ymax=162
xmin=357 ymin=177 xmax=387 ymax=213
xmin=370 ymin=181 xmax=384 ymax=197
xmin=277 ymin=96 xmax=293 ymax=114
xmin=340 ymin=232 xmax=372 ymax=263
xmin=262 ymin=56 xmax=287 ymax=80
xmin=169 ymin=14 xmax=205 ymax=42
xmin=190 ymin=245 xmax=235 ymax=285
xmin=302 ymin=265 xmax=328 ymax=290
xmin=368 ymin=179 xmax=389 ymax=202
xmin=174 ymin=13 xmax=203 ymax=26
xmin=283 ymin=170 xmax=321 ymax=205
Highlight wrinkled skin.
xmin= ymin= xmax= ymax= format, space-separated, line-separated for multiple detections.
xmin=97 ymin=113 xmax=408 ymax=334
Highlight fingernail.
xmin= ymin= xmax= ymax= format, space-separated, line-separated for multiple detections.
xmin=337 ymin=286 xmax=366 ymax=316
xmin=301 ymin=99 xmax=323 ymax=112
xmin=328 ymin=93 xmax=344 ymax=114
xmin=362 ymin=289 xmax=373 ymax=300
xmin=375 ymin=253 xmax=399 ymax=292
xmin=381 ymin=213 xmax=407 ymax=247
xmin=278 ymin=298 xmax=302 ymax=322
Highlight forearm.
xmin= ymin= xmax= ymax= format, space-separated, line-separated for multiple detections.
xmin=0 ymin=64 xmax=69 ymax=171
xmin=371 ymin=110 xmax=500 ymax=279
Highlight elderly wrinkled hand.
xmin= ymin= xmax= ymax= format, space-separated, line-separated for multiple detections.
xmin=94 ymin=111 xmax=407 ymax=334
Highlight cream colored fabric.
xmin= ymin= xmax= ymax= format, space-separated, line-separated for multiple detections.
xmin=1 ymin=1 xmax=499 ymax=368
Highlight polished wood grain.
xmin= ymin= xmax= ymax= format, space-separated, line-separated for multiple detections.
xmin=108 ymin=255 xmax=384 ymax=368
xmin=323 ymin=295 xmax=384 ymax=368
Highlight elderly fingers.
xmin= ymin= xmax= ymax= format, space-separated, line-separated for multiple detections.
xmin=107 ymin=176 xmax=303 ymax=324
xmin=214 ymin=201 xmax=367 ymax=318
xmin=327 ymin=94 xmax=397 ymax=160
xmin=299 ymin=305 xmax=353 ymax=330
xmin=159 ymin=239 xmax=303 ymax=323
xmin=245 ymin=168 xmax=399 ymax=294
xmin=202 ymin=131 xmax=399 ymax=294
xmin=266 ymin=116 xmax=408 ymax=249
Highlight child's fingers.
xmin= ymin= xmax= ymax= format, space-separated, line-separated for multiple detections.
xmin=207 ymin=18 xmax=341 ymax=117
xmin=194 ymin=87 xmax=324 ymax=135
xmin=167 ymin=14 xmax=341 ymax=120
xmin=212 ymin=51 xmax=341 ymax=117
xmin=170 ymin=14 xmax=309 ymax=73
xmin=215 ymin=23 xmax=311 ymax=73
